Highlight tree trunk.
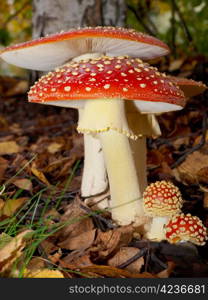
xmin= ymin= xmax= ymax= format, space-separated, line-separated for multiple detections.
xmin=32 ymin=0 xmax=126 ymax=38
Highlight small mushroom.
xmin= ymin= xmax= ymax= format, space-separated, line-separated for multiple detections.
xmin=164 ymin=213 xmax=208 ymax=246
xmin=143 ymin=181 xmax=183 ymax=240
xmin=28 ymin=56 xmax=185 ymax=225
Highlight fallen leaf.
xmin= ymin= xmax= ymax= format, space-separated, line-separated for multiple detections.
xmin=1 ymin=197 xmax=29 ymax=217
xmin=12 ymin=178 xmax=32 ymax=191
xmin=24 ymin=268 xmax=64 ymax=278
xmin=92 ymin=225 xmax=133 ymax=259
xmin=58 ymin=197 xmax=94 ymax=241
xmin=31 ymin=165 xmax=50 ymax=186
xmin=107 ymin=247 xmax=144 ymax=273
xmin=175 ymin=151 xmax=208 ymax=185
xmin=0 ymin=199 xmax=4 ymax=210
xmin=61 ymin=253 xmax=93 ymax=268
xmin=0 ymin=157 xmax=8 ymax=182
xmin=0 ymin=230 xmax=33 ymax=273
xmin=47 ymin=142 xmax=63 ymax=154
xmin=0 ymin=141 xmax=20 ymax=155
xmin=58 ymin=229 xmax=96 ymax=251
xmin=79 ymin=265 xmax=155 ymax=278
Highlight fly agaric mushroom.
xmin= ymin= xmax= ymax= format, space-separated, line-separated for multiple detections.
xmin=164 ymin=213 xmax=208 ymax=246
xmin=143 ymin=181 xmax=183 ymax=240
xmin=0 ymin=26 xmax=170 ymax=203
xmin=28 ymin=56 xmax=185 ymax=225
xmin=0 ymin=26 xmax=170 ymax=71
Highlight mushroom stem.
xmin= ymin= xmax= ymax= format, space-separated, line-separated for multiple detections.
xmin=99 ymin=130 xmax=144 ymax=225
xmin=130 ymin=137 xmax=147 ymax=194
xmin=81 ymin=133 xmax=108 ymax=197
xmin=78 ymin=98 xmax=144 ymax=225
xmin=145 ymin=217 xmax=167 ymax=241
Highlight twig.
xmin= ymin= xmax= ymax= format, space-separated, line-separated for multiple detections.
xmin=117 ymin=248 xmax=147 ymax=269
xmin=80 ymin=204 xmax=116 ymax=230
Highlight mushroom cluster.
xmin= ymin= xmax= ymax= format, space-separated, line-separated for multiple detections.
xmin=143 ymin=181 xmax=208 ymax=246
xmin=143 ymin=180 xmax=183 ymax=241
xmin=0 ymin=26 xmax=207 ymax=229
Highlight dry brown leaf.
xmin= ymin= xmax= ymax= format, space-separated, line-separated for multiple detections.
xmin=1 ymin=197 xmax=29 ymax=217
xmin=93 ymin=225 xmax=133 ymax=259
xmin=79 ymin=265 xmax=156 ymax=278
xmin=0 ymin=141 xmax=20 ymax=155
xmin=0 ymin=157 xmax=8 ymax=182
xmin=58 ymin=229 xmax=96 ymax=251
xmin=31 ymin=165 xmax=50 ymax=186
xmin=0 ymin=230 xmax=33 ymax=273
xmin=58 ymin=197 xmax=94 ymax=241
xmin=62 ymin=253 xmax=93 ymax=268
xmin=107 ymin=247 xmax=144 ymax=273
xmin=175 ymin=151 xmax=208 ymax=185
xmin=0 ymin=199 xmax=4 ymax=210
xmin=47 ymin=142 xmax=63 ymax=154
xmin=12 ymin=178 xmax=32 ymax=191
xmin=24 ymin=268 xmax=64 ymax=278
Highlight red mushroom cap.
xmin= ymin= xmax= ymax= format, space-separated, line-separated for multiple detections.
xmin=143 ymin=180 xmax=183 ymax=217
xmin=28 ymin=56 xmax=185 ymax=113
xmin=0 ymin=26 xmax=170 ymax=71
xmin=168 ymin=76 xmax=207 ymax=98
xmin=165 ymin=213 xmax=208 ymax=246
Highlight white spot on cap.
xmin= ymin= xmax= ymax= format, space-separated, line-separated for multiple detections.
xmin=140 ymin=83 xmax=146 ymax=88
xmin=64 ymin=86 xmax=71 ymax=91
xmin=86 ymin=87 xmax=91 ymax=92
xmin=104 ymin=84 xmax=110 ymax=89
xmin=123 ymin=88 xmax=128 ymax=92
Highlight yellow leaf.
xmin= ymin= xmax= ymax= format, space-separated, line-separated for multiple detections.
xmin=0 ymin=230 xmax=33 ymax=273
xmin=12 ymin=178 xmax=32 ymax=191
xmin=0 ymin=141 xmax=20 ymax=155
xmin=31 ymin=166 xmax=50 ymax=186
xmin=0 ymin=199 xmax=4 ymax=210
xmin=25 ymin=269 xmax=64 ymax=278
xmin=47 ymin=142 xmax=62 ymax=154
xmin=1 ymin=197 xmax=28 ymax=217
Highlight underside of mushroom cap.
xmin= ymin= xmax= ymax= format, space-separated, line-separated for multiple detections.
xmin=1 ymin=26 xmax=170 ymax=71
xmin=28 ymin=55 xmax=186 ymax=113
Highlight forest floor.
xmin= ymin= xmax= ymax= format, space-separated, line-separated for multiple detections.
xmin=0 ymin=55 xmax=208 ymax=278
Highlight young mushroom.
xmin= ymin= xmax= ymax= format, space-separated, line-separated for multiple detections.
xmin=0 ymin=26 xmax=170 ymax=203
xmin=28 ymin=56 xmax=185 ymax=225
xmin=143 ymin=181 xmax=183 ymax=240
xmin=164 ymin=213 xmax=208 ymax=246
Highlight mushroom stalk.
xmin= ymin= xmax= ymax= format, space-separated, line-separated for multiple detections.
xmin=99 ymin=130 xmax=143 ymax=225
xmin=145 ymin=217 xmax=167 ymax=241
xmin=81 ymin=132 xmax=108 ymax=198
xmin=78 ymin=98 xmax=144 ymax=225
